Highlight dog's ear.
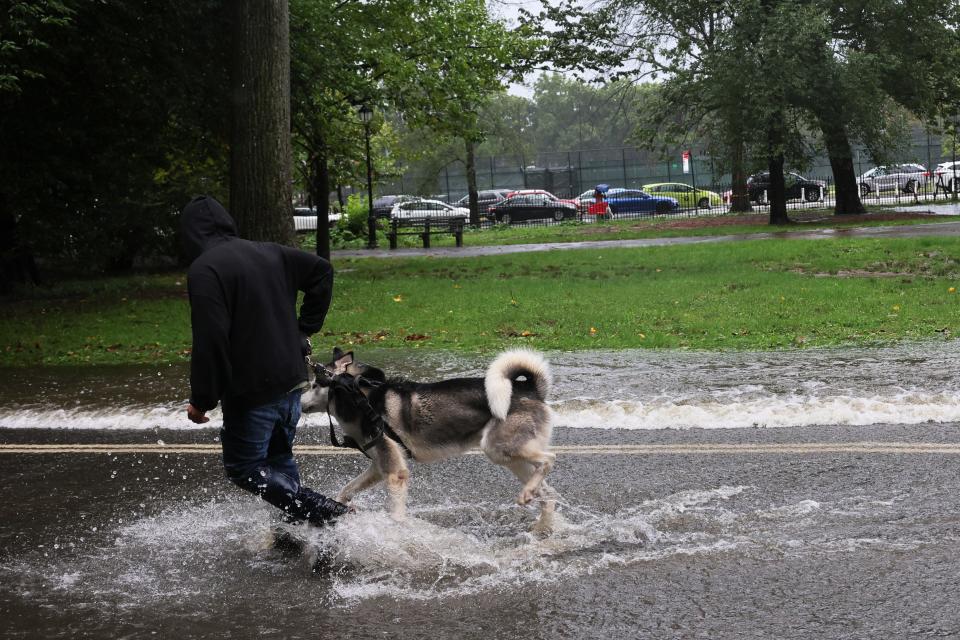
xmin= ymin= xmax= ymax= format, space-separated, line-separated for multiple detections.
xmin=332 ymin=346 xmax=345 ymax=359
xmin=332 ymin=350 xmax=354 ymax=375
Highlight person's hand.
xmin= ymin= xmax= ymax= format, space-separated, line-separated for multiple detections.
xmin=299 ymin=332 xmax=313 ymax=357
xmin=187 ymin=403 xmax=209 ymax=424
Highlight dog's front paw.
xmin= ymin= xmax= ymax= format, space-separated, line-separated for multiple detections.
xmin=517 ymin=489 xmax=536 ymax=506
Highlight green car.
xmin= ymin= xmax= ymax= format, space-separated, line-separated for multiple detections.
xmin=642 ymin=182 xmax=722 ymax=209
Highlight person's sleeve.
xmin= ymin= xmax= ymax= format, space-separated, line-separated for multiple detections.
xmin=188 ymin=275 xmax=232 ymax=411
xmin=286 ymin=249 xmax=334 ymax=335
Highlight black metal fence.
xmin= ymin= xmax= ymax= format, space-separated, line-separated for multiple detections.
xmin=372 ymin=178 xmax=956 ymax=232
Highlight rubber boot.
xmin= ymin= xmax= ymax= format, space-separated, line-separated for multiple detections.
xmin=242 ymin=465 xmax=350 ymax=527
xmin=292 ymin=487 xmax=351 ymax=526
xmin=270 ymin=487 xmax=351 ymax=558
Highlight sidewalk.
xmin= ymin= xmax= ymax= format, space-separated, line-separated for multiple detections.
xmin=331 ymin=220 xmax=960 ymax=260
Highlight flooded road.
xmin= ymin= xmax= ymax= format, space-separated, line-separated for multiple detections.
xmin=2 ymin=343 xmax=960 ymax=638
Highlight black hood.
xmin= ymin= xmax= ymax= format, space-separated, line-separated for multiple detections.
xmin=180 ymin=196 xmax=238 ymax=263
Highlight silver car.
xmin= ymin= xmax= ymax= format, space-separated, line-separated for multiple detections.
xmin=857 ymin=163 xmax=928 ymax=196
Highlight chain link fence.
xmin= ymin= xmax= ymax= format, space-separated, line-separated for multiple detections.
xmin=381 ymin=135 xmax=955 ymax=195
xmin=363 ymin=133 xmax=959 ymax=228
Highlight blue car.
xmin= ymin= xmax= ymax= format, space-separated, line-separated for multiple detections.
xmin=606 ymin=188 xmax=679 ymax=215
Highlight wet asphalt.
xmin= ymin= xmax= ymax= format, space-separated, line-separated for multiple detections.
xmin=2 ymin=423 xmax=960 ymax=639
xmin=331 ymin=220 xmax=960 ymax=260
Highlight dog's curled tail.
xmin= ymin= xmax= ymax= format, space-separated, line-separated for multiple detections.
xmin=484 ymin=349 xmax=552 ymax=420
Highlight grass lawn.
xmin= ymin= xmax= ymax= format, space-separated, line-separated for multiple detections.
xmin=2 ymin=233 xmax=960 ymax=366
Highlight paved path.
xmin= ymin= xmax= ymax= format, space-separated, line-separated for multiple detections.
xmin=332 ymin=220 xmax=960 ymax=260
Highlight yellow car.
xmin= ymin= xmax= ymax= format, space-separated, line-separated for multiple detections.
xmin=642 ymin=183 xmax=723 ymax=209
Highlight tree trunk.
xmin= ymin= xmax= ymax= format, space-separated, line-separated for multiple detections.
xmin=729 ymin=139 xmax=752 ymax=213
xmin=768 ymin=152 xmax=789 ymax=225
xmin=465 ymin=138 xmax=480 ymax=226
xmin=229 ymin=0 xmax=294 ymax=245
xmin=0 ymin=196 xmax=40 ymax=293
xmin=312 ymin=150 xmax=331 ymax=260
xmin=819 ymin=118 xmax=866 ymax=215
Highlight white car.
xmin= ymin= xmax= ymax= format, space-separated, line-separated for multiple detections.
xmin=934 ymin=161 xmax=960 ymax=192
xmin=293 ymin=206 xmax=340 ymax=231
xmin=390 ymin=199 xmax=470 ymax=220
xmin=857 ymin=163 xmax=928 ymax=196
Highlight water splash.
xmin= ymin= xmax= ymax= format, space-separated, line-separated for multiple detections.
xmin=3 ymin=484 xmax=947 ymax=610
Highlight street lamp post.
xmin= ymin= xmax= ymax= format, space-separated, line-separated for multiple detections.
xmin=952 ymin=113 xmax=958 ymax=204
xmin=358 ymin=104 xmax=376 ymax=249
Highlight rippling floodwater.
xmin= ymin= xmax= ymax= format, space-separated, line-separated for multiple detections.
xmin=2 ymin=341 xmax=959 ymax=431
xmin=2 ymin=342 xmax=960 ymax=638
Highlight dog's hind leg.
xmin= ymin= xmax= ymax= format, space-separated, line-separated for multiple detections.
xmin=336 ymin=464 xmax=383 ymax=505
xmin=514 ymin=450 xmax=556 ymax=506
xmin=503 ymin=456 xmax=558 ymax=534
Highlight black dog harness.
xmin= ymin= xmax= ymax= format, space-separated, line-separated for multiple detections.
xmin=312 ymin=362 xmax=413 ymax=460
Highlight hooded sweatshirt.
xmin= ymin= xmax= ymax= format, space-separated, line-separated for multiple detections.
xmin=180 ymin=196 xmax=333 ymax=411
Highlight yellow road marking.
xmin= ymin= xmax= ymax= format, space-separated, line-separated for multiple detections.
xmin=0 ymin=442 xmax=959 ymax=455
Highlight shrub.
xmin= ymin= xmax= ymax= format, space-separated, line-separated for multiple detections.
xmin=342 ymin=194 xmax=370 ymax=236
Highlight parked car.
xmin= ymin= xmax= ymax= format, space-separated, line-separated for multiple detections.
xmin=642 ymin=183 xmax=723 ymax=209
xmin=604 ymin=188 xmax=679 ymax=215
xmin=390 ymin=198 xmax=469 ymax=220
xmin=456 ymin=189 xmax=512 ymax=212
xmin=372 ymin=194 xmax=415 ymax=219
xmin=934 ymin=161 xmax=960 ymax=192
xmin=504 ymin=189 xmax=580 ymax=208
xmin=746 ymin=172 xmax=825 ymax=203
xmin=857 ymin=164 xmax=928 ymax=196
xmin=293 ymin=206 xmax=340 ymax=231
xmin=488 ymin=193 xmax=578 ymax=224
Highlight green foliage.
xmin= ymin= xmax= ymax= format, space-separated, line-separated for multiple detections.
xmin=342 ymin=194 xmax=370 ymax=237
xmin=289 ymin=0 xmax=539 ymax=253
xmin=0 ymin=0 xmax=74 ymax=94
xmin=2 ymin=0 xmax=229 ymax=273
xmin=531 ymin=0 xmax=960 ymax=213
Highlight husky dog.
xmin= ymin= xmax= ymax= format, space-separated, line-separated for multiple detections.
xmin=301 ymin=348 xmax=557 ymax=532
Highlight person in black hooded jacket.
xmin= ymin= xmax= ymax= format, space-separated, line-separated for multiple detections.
xmin=180 ymin=195 xmax=349 ymax=526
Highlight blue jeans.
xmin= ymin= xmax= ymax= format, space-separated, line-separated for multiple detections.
xmin=220 ymin=389 xmax=347 ymax=525
xmin=221 ymin=390 xmax=303 ymax=507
